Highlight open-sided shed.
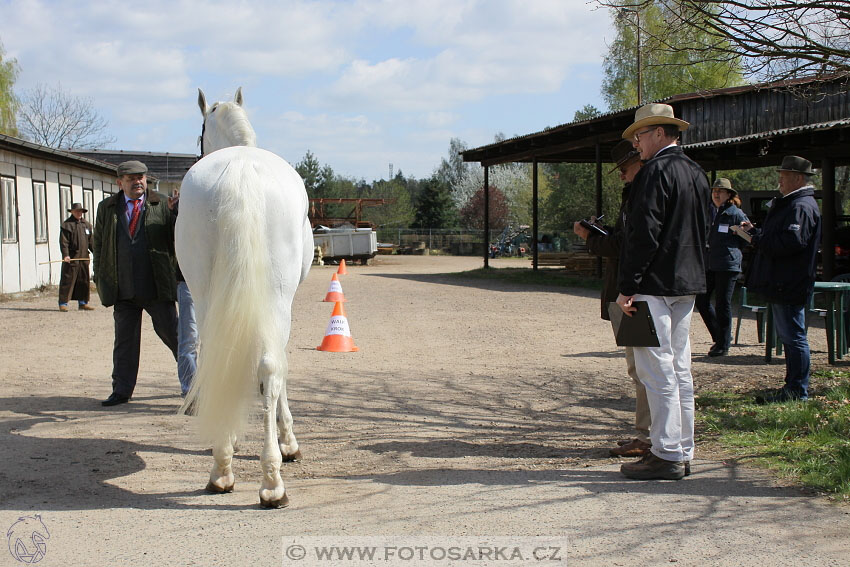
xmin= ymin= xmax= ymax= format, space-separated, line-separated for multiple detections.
xmin=462 ymin=75 xmax=850 ymax=277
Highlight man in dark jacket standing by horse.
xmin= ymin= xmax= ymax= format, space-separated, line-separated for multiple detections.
xmin=615 ymin=104 xmax=710 ymax=481
xmin=93 ymin=160 xmax=179 ymax=407
xmin=58 ymin=202 xmax=95 ymax=311
xmin=574 ymin=140 xmax=650 ymax=458
xmin=740 ymin=156 xmax=821 ymax=403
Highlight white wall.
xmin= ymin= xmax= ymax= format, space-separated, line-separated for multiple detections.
xmin=0 ymin=150 xmax=116 ymax=294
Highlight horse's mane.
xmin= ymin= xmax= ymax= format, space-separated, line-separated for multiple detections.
xmin=211 ymin=102 xmax=257 ymax=148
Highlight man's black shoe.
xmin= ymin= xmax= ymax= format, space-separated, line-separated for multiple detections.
xmin=102 ymin=393 xmax=130 ymax=407
xmin=755 ymin=388 xmax=808 ymax=404
xmin=708 ymin=344 xmax=729 ymax=357
xmin=621 ymin=452 xmax=685 ymax=480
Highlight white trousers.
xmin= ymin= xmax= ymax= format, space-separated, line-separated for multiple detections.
xmin=632 ymin=294 xmax=695 ymax=462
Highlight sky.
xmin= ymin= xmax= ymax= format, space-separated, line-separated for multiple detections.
xmin=2 ymin=0 xmax=615 ymax=182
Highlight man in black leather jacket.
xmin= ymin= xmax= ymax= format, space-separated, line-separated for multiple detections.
xmin=741 ymin=155 xmax=821 ymax=403
xmin=615 ymin=104 xmax=710 ymax=481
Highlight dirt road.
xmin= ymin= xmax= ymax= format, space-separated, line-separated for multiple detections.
xmin=1 ymin=255 xmax=848 ymax=566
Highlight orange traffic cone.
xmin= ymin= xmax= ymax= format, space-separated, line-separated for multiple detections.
xmin=317 ymin=302 xmax=359 ymax=352
xmin=337 ymin=258 xmax=348 ymax=275
xmin=323 ymin=273 xmax=347 ymax=302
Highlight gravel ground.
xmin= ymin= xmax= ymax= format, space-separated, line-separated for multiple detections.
xmin=1 ymin=255 xmax=849 ymax=566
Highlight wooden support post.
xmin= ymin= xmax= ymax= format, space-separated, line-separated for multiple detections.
xmin=822 ymin=157 xmax=836 ymax=280
xmin=484 ymin=166 xmax=490 ymax=269
xmin=533 ymin=159 xmax=539 ymax=271
xmin=595 ymin=143 xmax=603 ymax=278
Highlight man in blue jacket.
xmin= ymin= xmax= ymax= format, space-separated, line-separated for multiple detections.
xmin=741 ymin=156 xmax=821 ymax=402
xmin=615 ymin=103 xmax=710 ymax=481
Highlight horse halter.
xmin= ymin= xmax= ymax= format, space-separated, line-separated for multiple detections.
xmin=198 ymin=105 xmax=216 ymax=157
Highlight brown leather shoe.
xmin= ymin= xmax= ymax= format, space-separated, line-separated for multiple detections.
xmin=79 ymin=304 xmax=96 ymax=311
xmin=59 ymin=305 xmax=69 ymax=312
xmin=621 ymin=452 xmax=685 ymax=480
xmin=609 ymin=438 xmax=651 ymax=457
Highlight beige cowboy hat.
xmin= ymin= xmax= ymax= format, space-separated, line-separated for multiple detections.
xmin=622 ymin=103 xmax=690 ymax=140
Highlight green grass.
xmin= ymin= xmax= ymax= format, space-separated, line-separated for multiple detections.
xmin=447 ymin=267 xmax=602 ymax=290
xmin=697 ymin=370 xmax=850 ymax=499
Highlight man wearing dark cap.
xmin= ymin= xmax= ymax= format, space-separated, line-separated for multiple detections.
xmin=615 ymin=103 xmax=711 ymax=480
xmin=573 ymin=139 xmax=650 ymax=458
xmin=58 ymin=202 xmax=95 ymax=311
xmin=739 ymin=156 xmax=821 ymax=403
xmin=92 ymin=160 xmax=179 ymax=407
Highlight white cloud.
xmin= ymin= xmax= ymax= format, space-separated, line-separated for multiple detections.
xmin=1 ymin=0 xmax=611 ymax=178
xmin=317 ymin=0 xmax=611 ymax=111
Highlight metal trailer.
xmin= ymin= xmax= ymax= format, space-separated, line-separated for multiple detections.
xmin=312 ymin=227 xmax=378 ymax=265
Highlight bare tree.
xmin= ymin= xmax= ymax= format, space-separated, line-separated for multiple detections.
xmin=17 ymin=83 xmax=116 ymax=149
xmin=595 ymin=1 xmax=850 ymax=85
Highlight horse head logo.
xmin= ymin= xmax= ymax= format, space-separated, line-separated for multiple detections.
xmin=6 ymin=515 xmax=50 ymax=564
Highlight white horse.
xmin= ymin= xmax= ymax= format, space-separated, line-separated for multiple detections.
xmin=177 ymin=88 xmax=312 ymax=508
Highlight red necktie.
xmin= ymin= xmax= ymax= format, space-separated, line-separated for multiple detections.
xmin=129 ymin=199 xmax=142 ymax=237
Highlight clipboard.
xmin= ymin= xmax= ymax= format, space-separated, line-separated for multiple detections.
xmin=729 ymin=225 xmax=752 ymax=243
xmin=607 ymin=301 xmax=660 ymax=347
xmin=579 ymin=219 xmax=608 ymax=236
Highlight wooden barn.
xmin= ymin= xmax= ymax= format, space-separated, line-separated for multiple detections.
xmin=0 ymin=137 xmax=199 ymax=295
xmin=70 ymin=150 xmax=197 ymax=197
xmin=462 ymin=75 xmax=850 ymax=276
xmin=0 ymin=133 xmax=122 ymax=294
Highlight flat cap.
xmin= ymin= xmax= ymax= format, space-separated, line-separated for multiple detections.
xmin=116 ymin=160 xmax=148 ymax=176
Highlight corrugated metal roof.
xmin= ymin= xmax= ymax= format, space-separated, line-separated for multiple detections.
xmin=464 ymin=74 xmax=849 ymax=155
xmin=0 ymin=133 xmax=119 ymax=174
xmin=683 ymin=118 xmax=850 ymax=150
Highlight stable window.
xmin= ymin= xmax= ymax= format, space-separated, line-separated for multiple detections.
xmin=59 ymin=185 xmax=72 ymax=220
xmin=33 ymin=181 xmax=48 ymax=243
xmin=1 ymin=176 xmax=17 ymax=243
xmin=83 ymin=190 xmax=94 ymax=224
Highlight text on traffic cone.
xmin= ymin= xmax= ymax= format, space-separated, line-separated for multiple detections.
xmin=317 ymin=301 xmax=359 ymax=352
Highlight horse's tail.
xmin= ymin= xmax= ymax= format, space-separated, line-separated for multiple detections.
xmin=181 ymin=159 xmax=283 ymax=441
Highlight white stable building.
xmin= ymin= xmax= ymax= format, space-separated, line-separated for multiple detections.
xmin=0 ymin=133 xmax=120 ymax=294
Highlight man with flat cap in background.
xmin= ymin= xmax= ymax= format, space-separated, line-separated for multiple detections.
xmin=58 ymin=202 xmax=95 ymax=312
xmin=738 ymin=155 xmax=821 ymax=403
xmin=574 ymin=139 xmax=650 ymax=459
xmin=616 ymin=103 xmax=711 ymax=481
xmin=92 ymin=160 xmax=179 ymax=407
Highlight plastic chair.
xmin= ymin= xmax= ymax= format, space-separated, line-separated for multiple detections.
xmin=830 ymin=273 xmax=850 ymax=355
xmin=734 ymin=285 xmax=767 ymax=344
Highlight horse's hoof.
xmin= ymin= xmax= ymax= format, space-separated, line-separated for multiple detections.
xmin=205 ymin=481 xmax=234 ymax=494
xmin=260 ymin=493 xmax=290 ymax=509
xmin=281 ymin=449 xmax=302 ymax=463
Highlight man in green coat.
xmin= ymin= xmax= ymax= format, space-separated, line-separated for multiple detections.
xmin=92 ymin=160 xmax=179 ymax=407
